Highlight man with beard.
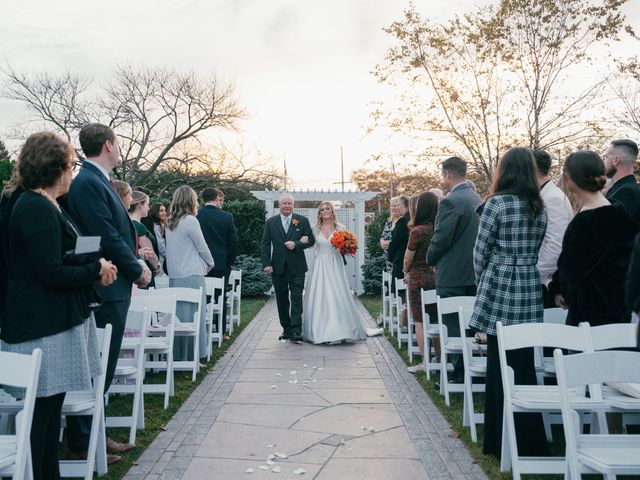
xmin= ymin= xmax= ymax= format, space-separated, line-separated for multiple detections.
xmin=604 ymin=139 xmax=640 ymax=226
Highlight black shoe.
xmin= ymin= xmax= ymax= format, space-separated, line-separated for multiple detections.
xmin=289 ymin=334 xmax=303 ymax=343
xmin=278 ymin=333 xmax=290 ymax=341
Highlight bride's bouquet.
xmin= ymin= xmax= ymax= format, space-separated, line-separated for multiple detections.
xmin=331 ymin=230 xmax=358 ymax=265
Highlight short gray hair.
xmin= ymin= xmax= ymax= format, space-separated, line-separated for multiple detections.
xmin=279 ymin=193 xmax=294 ymax=203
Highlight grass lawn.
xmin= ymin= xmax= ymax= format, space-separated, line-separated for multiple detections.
xmin=93 ymin=296 xmax=268 ymax=480
xmin=359 ymin=294 xmax=639 ymax=480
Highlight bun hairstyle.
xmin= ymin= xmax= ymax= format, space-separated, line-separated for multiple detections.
xmin=564 ymin=151 xmax=607 ymax=192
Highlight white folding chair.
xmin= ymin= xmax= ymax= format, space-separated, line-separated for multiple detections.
xmin=555 ymin=349 xmax=640 ymax=479
xmin=152 ymin=287 xmax=203 ymax=381
xmin=420 ymin=289 xmax=439 ymax=379
xmin=205 ymin=276 xmax=226 ymax=358
xmin=0 ymin=349 xmax=42 ymax=480
xmin=436 ymin=295 xmax=476 ymax=406
xmin=495 ymin=321 xmax=606 ymax=480
xmin=458 ymin=306 xmax=486 ymax=443
xmin=381 ymin=271 xmax=392 ymax=330
xmin=129 ymin=295 xmax=177 ymax=409
xmin=106 ymin=307 xmax=150 ymax=445
xmin=395 ymin=278 xmax=409 ymax=348
xmin=60 ymin=324 xmax=112 ymax=479
xmin=227 ymin=269 xmax=242 ymax=329
xmin=406 ymin=288 xmax=420 ymax=363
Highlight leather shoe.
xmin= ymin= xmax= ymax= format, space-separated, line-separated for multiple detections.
xmin=67 ymin=450 xmax=122 ymax=465
xmin=289 ymin=334 xmax=303 ymax=343
xmin=278 ymin=332 xmax=290 ymax=341
xmin=106 ymin=437 xmax=135 ymax=453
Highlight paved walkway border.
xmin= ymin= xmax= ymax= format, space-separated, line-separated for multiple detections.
xmin=124 ymin=298 xmax=487 ymax=480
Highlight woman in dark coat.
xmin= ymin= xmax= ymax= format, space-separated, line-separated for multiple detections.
xmin=468 ymin=147 xmax=549 ymax=459
xmin=549 ymin=151 xmax=639 ymax=327
xmin=0 ymin=132 xmax=117 ymax=480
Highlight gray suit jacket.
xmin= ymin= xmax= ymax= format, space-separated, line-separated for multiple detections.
xmin=427 ymin=182 xmax=481 ymax=287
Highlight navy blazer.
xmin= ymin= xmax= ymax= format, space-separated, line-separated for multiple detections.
xmin=261 ymin=214 xmax=315 ymax=275
xmin=196 ymin=204 xmax=238 ymax=274
xmin=67 ymin=161 xmax=142 ymax=302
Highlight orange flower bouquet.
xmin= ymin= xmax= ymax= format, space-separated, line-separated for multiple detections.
xmin=331 ymin=230 xmax=358 ymax=265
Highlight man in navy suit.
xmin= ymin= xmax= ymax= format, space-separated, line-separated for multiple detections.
xmin=197 ymin=187 xmax=238 ymax=337
xmin=66 ymin=123 xmax=151 ymax=460
xmin=261 ymin=193 xmax=315 ymax=342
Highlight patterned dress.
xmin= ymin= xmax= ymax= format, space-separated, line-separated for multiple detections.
xmin=405 ymin=224 xmax=436 ymax=323
xmin=469 ymin=195 xmax=547 ymax=335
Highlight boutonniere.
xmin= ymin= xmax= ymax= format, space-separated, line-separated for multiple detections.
xmin=292 ymin=218 xmax=299 ymax=226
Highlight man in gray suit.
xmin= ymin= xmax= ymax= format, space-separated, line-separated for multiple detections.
xmin=427 ymin=156 xmax=481 ymax=382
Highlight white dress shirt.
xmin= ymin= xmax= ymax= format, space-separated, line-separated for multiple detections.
xmin=537 ymin=181 xmax=574 ymax=286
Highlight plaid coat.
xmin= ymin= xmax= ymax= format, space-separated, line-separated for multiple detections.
xmin=469 ymin=195 xmax=547 ymax=336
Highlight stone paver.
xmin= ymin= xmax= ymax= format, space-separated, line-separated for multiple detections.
xmin=124 ymin=298 xmax=487 ymax=480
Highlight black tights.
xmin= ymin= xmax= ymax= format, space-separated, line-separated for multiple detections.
xmin=31 ymin=393 xmax=65 ymax=480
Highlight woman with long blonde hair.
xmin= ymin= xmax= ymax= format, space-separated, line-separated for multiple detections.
xmin=165 ymin=185 xmax=214 ymax=361
xmin=302 ymin=201 xmax=381 ymax=343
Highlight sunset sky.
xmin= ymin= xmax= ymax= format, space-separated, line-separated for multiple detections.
xmin=1 ymin=0 xmax=638 ymax=189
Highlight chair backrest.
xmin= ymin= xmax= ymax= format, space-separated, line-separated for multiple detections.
xmin=130 ymin=294 xmax=177 ymax=328
xmin=0 ymin=349 xmax=42 ymax=477
xmin=496 ymin=321 xmax=587 ymax=353
xmin=151 ymin=287 xmax=203 ymax=324
xmin=436 ymin=296 xmax=476 ymax=340
xmin=420 ymin=289 xmax=437 ymax=323
xmin=229 ymin=269 xmax=242 ymax=293
xmin=457 ymin=306 xmax=476 ymax=359
xmin=394 ymin=277 xmax=406 ymax=297
xmin=585 ymin=322 xmax=639 ymax=351
xmin=204 ymin=276 xmax=225 ymax=297
xmin=543 ymin=307 xmax=568 ymax=325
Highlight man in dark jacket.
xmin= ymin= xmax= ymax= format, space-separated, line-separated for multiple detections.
xmin=66 ymin=123 xmax=151 ymax=462
xmin=604 ymin=139 xmax=640 ymax=227
xmin=197 ymin=187 xmax=238 ymax=337
xmin=427 ymin=156 xmax=481 ymax=381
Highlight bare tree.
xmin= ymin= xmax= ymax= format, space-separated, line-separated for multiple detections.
xmin=370 ymin=0 xmax=635 ymax=183
xmin=612 ymin=56 xmax=640 ymax=139
xmin=3 ymin=65 xmax=247 ymax=185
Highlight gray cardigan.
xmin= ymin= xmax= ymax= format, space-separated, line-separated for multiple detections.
xmin=165 ymin=215 xmax=214 ymax=279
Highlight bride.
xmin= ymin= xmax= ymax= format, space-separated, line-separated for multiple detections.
xmin=302 ymin=202 xmax=381 ymax=344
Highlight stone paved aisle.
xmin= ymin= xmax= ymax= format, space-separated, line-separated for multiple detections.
xmin=125 ymin=299 xmax=488 ymax=480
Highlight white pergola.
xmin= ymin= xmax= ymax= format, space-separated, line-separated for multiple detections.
xmin=251 ymin=190 xmax=379 ymax=294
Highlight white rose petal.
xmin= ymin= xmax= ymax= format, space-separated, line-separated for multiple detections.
xmin=266 ymin=444 xmax=274 ymax=448
xmin=268 ymin=454 xmax=276 ymax=460
xmin=272 ymin=466 xmax=281 ymax=473
xmin=245 ymin=468 xmax=255 ymax=474
xmin=259 ymin=465 xmax=269 ymax=471
xmin=275 ymin=373 xmax=282 ymax=377
xmin=290 ymin=370 xmax=297 ymax=375
xmin=293 ymin=468 xmax=307 ymax=475
xmin=275 ymin=452 xmax=288 ymax=459
xmin=266 ymin=460 xmax=275 ymax=465
xmin=270 ymin=385 xmax=277 ymax=389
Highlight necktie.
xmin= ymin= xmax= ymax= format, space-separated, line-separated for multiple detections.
xmin=283 ymin=216 xmax=290 ymax=231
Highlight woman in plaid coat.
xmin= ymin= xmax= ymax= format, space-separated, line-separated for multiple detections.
xmin=469 ymin=147 xmax=549 ymax=459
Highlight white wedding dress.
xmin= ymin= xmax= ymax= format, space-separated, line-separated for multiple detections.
xmin=302 ymin=224 xmax=367 ymax=344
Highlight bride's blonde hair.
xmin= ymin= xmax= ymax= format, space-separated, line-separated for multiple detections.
xmin=316 ymin=201 xmax=338 ymax=229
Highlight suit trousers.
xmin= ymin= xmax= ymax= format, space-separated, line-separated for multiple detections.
xmin=31 ymin=392 xmax=65 ymax=480
xmin=436 ymin=285 xmax=477 ymax=380
xmin=272 ymin=270 xmax=305 ymax=336
xmin=67 ymin=298 xmax=131 ymax=451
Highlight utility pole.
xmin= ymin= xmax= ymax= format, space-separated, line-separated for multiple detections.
xmin=283 ymin=155 xmax=288 ymax=191
xmin=389 ymin=158 xmax=395 ymax=199
xmin=332 ymin=145 xmax=353 ymax=192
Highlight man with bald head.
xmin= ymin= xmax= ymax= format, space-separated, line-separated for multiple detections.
xmin=261 ymin=193 xmax=315 ymax=342
xmin=604 ymin=139 xmax=640 ymax=227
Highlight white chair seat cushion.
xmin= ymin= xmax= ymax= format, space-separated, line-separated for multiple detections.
xmin=143 ymin=339 xmax=170 ymax=350
xmin=425 ymin=326 xmax=439 ymax=336
xmin=115 ymin=366 xmax=137 ymax=377
xmin=174 ymin=324 xmax=196 ymax=334
xmin=468 ymin=357 xmax=487 ymax=375
xmin=579 ymin=446 xmax=640 ymax=469
xmin=0 ymin=437 xmax=17 ymax=470
xmin=511 ymin=386 xmax=607 ymax=411
xmin=62 ymin=391 xmax=94 ymax=413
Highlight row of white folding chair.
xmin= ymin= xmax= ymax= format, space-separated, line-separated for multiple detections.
xmin=205 ymin=276 xmax=226 ymax=359
xmin=554 ymin=349 xmax=640 ymax=479
xmin=420 ymin=289 xmax=440 ymax=379
xmin=496 ymin=320 xmax=639 ymax=480
xmin=107 ymin=308 xmax=150 ymax=445
xmin=436 ymin=295 xmax=478 ymax=406
xmin=0 ymin=349 xmax=42 ymax=480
